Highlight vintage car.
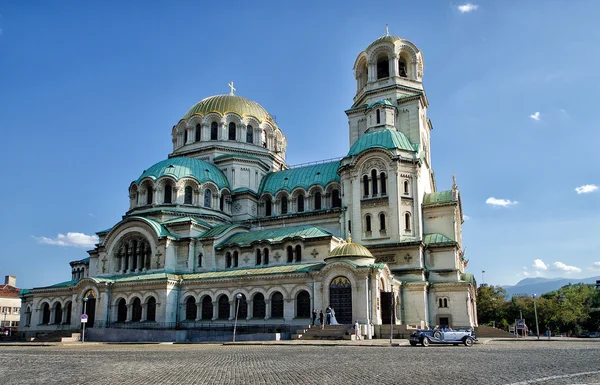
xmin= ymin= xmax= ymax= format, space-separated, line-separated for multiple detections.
xmin=409 ymin=327 xmax=477 ymax=347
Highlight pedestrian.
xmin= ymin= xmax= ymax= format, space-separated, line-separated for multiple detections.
xmin=319 ymin=310 xmax=324 ymax=330
xmin=312 ymin=309 xmax=317 ymax=326
xmin=354 ymin=320 xmax=361 ymax=340
xmin=326 ymin=305 xmax=332 ymax=325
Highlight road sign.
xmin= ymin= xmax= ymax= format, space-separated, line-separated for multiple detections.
xmin=80 ymin=314 xmax=88 ymax=323
xmin=516 ymin=319 xmax=526 ymax=330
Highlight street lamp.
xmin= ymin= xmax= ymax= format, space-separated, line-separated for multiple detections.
xmin=532 ymin=294 xmax=540 ymax=340
xmin=82 ymin=297 xmax=88 ymax=343
xmin=390 ymin=282 xmax=394 ymax=345
xmin=232 ymin=293 xmax=243 ymax=343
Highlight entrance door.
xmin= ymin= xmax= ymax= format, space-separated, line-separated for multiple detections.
xmin=381 ymin=292 xmax=394 ymax=325
xmin=82 ymin=290 xmax=97 ymax=328
xmin=329 ymin=276 xmax=352 ymax=324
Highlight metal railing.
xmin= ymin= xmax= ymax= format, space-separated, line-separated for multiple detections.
xmin=92 ymin=321 xmax=291 ymax=335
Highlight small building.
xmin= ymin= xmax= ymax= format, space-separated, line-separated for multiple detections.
xmin=1 ymin=276 xmax=21 ymax=335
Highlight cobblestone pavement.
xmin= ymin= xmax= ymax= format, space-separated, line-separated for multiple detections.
xmin=0 ymin=340 xmax=599 ymax=385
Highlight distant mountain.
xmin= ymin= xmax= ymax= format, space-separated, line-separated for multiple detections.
xmin=501 ymin=276 xmax=600 ymax=298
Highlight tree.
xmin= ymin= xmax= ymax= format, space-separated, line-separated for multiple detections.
xmin=477 ymin=285 xmax=508 ymax=326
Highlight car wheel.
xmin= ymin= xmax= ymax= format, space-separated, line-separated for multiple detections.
xmin=464 ymin=337 xmax=474 ymax=347
xmin=422 ymin=337 xmax=430 ymax=347
xmin=433 ymin=330 xmax=442 ymax=339
xmin=410 ymin=341 xmax=417 ymax=346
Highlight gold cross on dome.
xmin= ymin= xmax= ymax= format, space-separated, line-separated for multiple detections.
xmin=385 ymin=24 xmax=389 ymax=36
xmin=228 ymin=81 xmax=236 ymax=95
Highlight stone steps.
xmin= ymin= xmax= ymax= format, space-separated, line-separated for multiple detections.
xmin=293 ymin=325 xmax=353 ymax=340
xmin=475 ymin=325 xmax=517 ymax=338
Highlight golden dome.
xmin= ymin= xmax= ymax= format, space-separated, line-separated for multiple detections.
xmin=328 ymin=241 xmax=374 ymax=259
xmin=182 ymin=94 xmax=278 ymax=126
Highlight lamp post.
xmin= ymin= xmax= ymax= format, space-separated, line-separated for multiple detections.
xmin=532 ymin=294 xmax=540 ymax=340
xmin=390 ymin=282 xmax=394 ymax=345
xmin=232 ymin=293 xmax=243 ymax=343
xmin=82 ymin=297 xmax=88 ymax=343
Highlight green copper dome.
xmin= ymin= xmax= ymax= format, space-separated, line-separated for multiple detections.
xmin=182 ymin=94 xmax=277 ymax=126
xmin=367 ymin=99 xmax=394 ymax=110
xmin=136 ymin=157 xmax=230 ymax=189
xmin=347 ymin=130 xmax=416 ymax=157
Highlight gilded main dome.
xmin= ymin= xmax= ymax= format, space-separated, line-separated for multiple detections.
xmin=182 ymin=94 xmax=277 ymax=125
xmin=328 ymin=242 xmax=374 ymax=259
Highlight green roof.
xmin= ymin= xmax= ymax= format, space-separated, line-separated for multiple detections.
xmin=182 ymin=263 xmax=323 ymax=280
xmin=70 ymin=257 xmax=90 ymax=265
xmin=423 ymin=190 xmax=455 ymax=205
xmin=124 ymin=216 xmax=173 ymax=238
xmin=259 ymin=161 xmax=340 ymax=195
xmin=367 ymin=99 xmax=394 ymax=110
xmin=213 ymin=154 xmax=263 ymax=162
xmin=136 ymin=157 xmax=229 ymax=189
xmin=347 ymin=130 xmax=415 ymax=157
xmin=216 ymin=225 xmax=333 ymax=249
xmin=423 ymin=233 xmax=455 ymax=246
xmin=161 ymin=216 xmax=211 ymax=227
xmin=198 ymin=224 xmax=245 ymax=239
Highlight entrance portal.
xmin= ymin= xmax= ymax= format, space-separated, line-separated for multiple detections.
xmin=329 ymin=276 xmax=352 ymax=324
xmin=82 ymin=290 xmax=97 ymax=328
xmin=380 ymin=292 xmax=394 ymax=324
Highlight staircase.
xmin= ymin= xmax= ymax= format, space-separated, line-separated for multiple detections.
xmin=475 ymin=325 xmax=517 ymax=338
xmin=293 ymin=325 xmax=357 ymax=340
xmin=30 ymin=330 xmax=82 ymax=342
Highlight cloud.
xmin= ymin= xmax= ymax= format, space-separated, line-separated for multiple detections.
xmin=34 ymin=232 xmax=98 ymax=248
xmin=551 ymin=261 xmax=581 ymax=273
xmin=529 ymin=112 xmax=540 ymax=121
xmin=532 ymin=259 xmax=548 ymax=271
xmin=486 ymin=197 xmax=518 ymax=207
xmin=457 ymin=3 xmax=478 ymax=13
xmin=590 ymin=262 xmax=600 ymax=271
xmin=575 ymin=184 xmax=598 ymax=194
xmin=463 ymin=215 xmax=470 ymax=221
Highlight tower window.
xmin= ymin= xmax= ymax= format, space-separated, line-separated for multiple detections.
xmin=363 ymin=175 xmax=369 ymax=196
xmin=256 ymin=249 xmax=261 ymax=265
xmin=164 ymin=183 xmax=172 ymax=204
xmin=204 ymin=190 xmax=212 ymax=208
xmin=228 ymin=122 xmax=236 ymax=140
xmin=184 ymin=186 xmax=193 ymax=204
xmin=246 ymin=125 xmax=253 ymax=143
xmin=226 ymin=252 xmax=232 ymax=268
xmin=295 ymin=245 xmax=302 ymax=262
xmin=263 ymin=248 xmax=269 ymax=265
xmin=146 ymin=187 xmax=153 ymax=205
xmin=210 ymin=122 xmax=218 ymax=140
xmin=403 ymin=180 xmax=410 ymax=195
xmin=377 ymin=58 xmax=389 ymax=79
xmin=380 ymin=172 xmax=387 ymax=196
xmin=233 ymin=251 xmax=238 ymax=267
xmin=332 ymin=189 xmax=341 ymax=208
xmin=399 ymin=59 xmax=408 ymax=78
xmin=287 ymin=246 xmax=293 ymax=263
xmin=297 ymin=194 xmax=305 ymax=212
xmin=438 ymin=298 xmax=448 ymax=308
xmin=314 ymin=192 xmax=322 ymax=210
xmin=371 ymin=169 xmax=378 ymax=195
xmin=281 ymin=196 xmax=288 ymax=214
xmin=265 ymin=198 xmax=272 ymax=216
xmin=183 ymin=129 xmax=188 ymax=144
xmin=379 ymin=213 xmax=386 ymax=231
xmin=197 ymin=253 xmax=202 ymax=268
xmin=405 ymin=213 xmax=411 ymax=231
xmin=365 ymin=215 xmax=372 ymax=232
xmin=219 ymin=195 xmax=224 ymax=211
xmin=195 ymin=124 xmax=201 ymax=142
xmin=376 ymin=109 xmax=381 ymax=124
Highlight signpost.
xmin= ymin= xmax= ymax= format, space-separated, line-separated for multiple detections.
xmin=81 ymin=313 xmax=88 ymax=343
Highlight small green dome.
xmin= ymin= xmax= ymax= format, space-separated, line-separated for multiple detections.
xmin=328 ymin=242 xmax=374 ymax=259
xmin=182 ymin=94 xmax=277 ymax=126
xmin=136 ymin=157 xmax=229 ymax=189
xmin=347 ymin=130 xmax=416 ymax=157
xmin=367 ymin=99 xmax=394 ymax=110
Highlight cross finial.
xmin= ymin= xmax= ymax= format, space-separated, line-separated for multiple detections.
xmin=228 ymin=81 xmax=236 ymax=95
xmin=347 ymin=231 xmax=352 ymax=243
xmin=452 ymin=173 xmax=457 ymax=189
xmin=385 ymin=24 xmax=389 ymax=36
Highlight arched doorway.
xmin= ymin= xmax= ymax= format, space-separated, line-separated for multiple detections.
xmin=329 ymin=276 xmax=352 ymax=324
xmin=81 ymin=289 xmax=97 ymax=328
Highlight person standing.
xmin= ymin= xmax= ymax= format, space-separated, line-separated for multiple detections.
xmin=354 ymin=320 xmax=361 ymax=340
xmin=326 ymin=306 xmax=332 ymax=325
xmin=312 ymin=309 xmax=317 ymax=326
xmin=319 ymin=310 xmax=325 ymax=330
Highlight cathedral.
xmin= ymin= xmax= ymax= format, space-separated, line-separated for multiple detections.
xmin=20 ymin=32 xmax=478 ymax=339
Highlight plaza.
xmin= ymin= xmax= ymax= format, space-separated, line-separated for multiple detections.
xmin=1 ymin=340 xmax=599 ymax=384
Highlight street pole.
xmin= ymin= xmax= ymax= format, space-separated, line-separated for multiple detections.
xmin=232 ymin=293 xmax=242 ymax=343
xmin=82 ymin=297 xmax=88 ymax=343
xmin=389 ymin=282 xmax=394 ymax=345
xmin=533 ymin=294 xmax=540 ymax=340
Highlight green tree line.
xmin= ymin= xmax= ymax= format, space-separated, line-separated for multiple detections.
xmin=477 ymin=283 xmax=600 ymax=335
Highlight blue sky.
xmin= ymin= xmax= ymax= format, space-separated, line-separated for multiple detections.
xmin=1 ymin=1 xmax=599 ymax=289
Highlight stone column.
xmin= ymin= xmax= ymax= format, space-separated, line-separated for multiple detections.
xmin=265 ymin=299 xmax=271 ymax=320
xmin=188 ymin=241 xmax=195 ymax=271
xmin=126 ymin=304 xmax=132 ymax=322
xmin=246 ymin=300 xmax=253 ymax=320
xmin=229 ymin=301 xmax=235 ymax=321
xmin=194 ymin=302 xmax=201 ymax=322
xmin=391 ymin=54 xmax=399 ymax=77
xmin=201 ymin=123 xmax=208 ymax=141
xmin=212 ymin=301 xmax=218 ymax=321
xmin=141 ymin=302 xmax=147 ymax=321
xmin=137 ymin=246 xmax=142 ymax=272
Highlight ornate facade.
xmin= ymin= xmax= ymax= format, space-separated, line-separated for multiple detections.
xmin=20 ymin=33 xmax=477 ymax=339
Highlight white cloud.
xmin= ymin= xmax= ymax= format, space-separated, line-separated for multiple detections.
xmin=529 ymin=111 xmax=540 ymax=121
xmin=551 ymin=261 xmax=581 ymax=273
xmin=590 ymin=262 xmax=600 ymax=270
xmin=457 ymin=3 xmax=478 ymax=13
xmin=34 ymin=232 xmax=98 ymax=248
xmin=486 ymin=197 xmax=518 ymax=207
xmin=463 ymin=215 xmax=470 ymax=221
xmin=575 ymin=184 xmax=598 ymax=194
xmin=532 ymin=259 xmax=548 ymax=271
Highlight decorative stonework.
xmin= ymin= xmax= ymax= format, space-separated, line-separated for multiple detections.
xmin=375 ymin=255 xmax=396 ymax=264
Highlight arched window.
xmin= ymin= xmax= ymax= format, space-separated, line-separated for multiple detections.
xmin=263 ymin=248 xmax=269 ymax=265
xmin=218 ymin=295 xmax=230 ymax=319
xmin=117 ymin=299 xmax=127 ymax=322
xmin=376 ymin=109 xmax=381 ymax=124
xmin=331 ymin=189 xmax=341 ymax=208
xmin=236 ymin=294 xmax=247 ymax=319
xmin=363 ymin=175 xmax=369 ymax=196
xmin=210 ymin=122 xmax=218 ymax=140
xmin=265 ymin=198 xmax=272 ymax=216
xmin=253 ymin=293 xmax=265 ymax=319
xmin=42 ymin=303 xmax=50 ymax=324
xmin=183 ymin=129 xmax=188 ymax=144
xmin=287 ymin=246 xmax=294 ymax=263
xmin=146 ymin=187 xmax=153 ymax=205
xmin=255 ymin=249 xmax=261 ymax=265
xmin=438 ymin=298 xmax=448 ymax=308
xmin=228 ymin=122 xmax=236 ymax=140
xmin=281 ymin=196 xmax=288 ymax=214
xmin=233 ymin=251 xmax=239 ymax=267
xmin=297 ymin=194 xmax=305 ymax=212
xmin=184 ymin=186 xmax=193 ymax=204
xmin=379 ymin=213 xmax=386 ymax=231
xmin=197 ymin=253 xmax=202 ymax=268
xmin=185 ymin=297 xmax=197 ymax=321
xmin=147 ymin=297 xmax=156 ymax=322
xmin=399 ymin=58 xmax=408 ymax=77
xmin=164 ymin=183 xmax=172 ymax=204
xmin=246 ymin=125 xmax=253 ymax=143
xmin=54 ymin=303 xmax=62 ymax=324
xmin=380 ymin=172 xmax=387 ymax=196
xmin=271 ymin=292 xmax=284 ymax=318
xmin=366 ymin=215 xmax=372 ymax=232
xmin=295 ymin=245 xmax=302 ymax=262
xmin=219 ymin=195 xmax=224 ymax=211
xmin=195 ymin=124 xmax=201 ymax=142
xmin=202 ymin=296 xmax=213 ymax=320
xmin=377 ymin=57 xmax=389 ymax=79
xmin=132 ymin=297 xmax=142 ymax=322
xmin=314 ymin=192 xmax=322 ymax=210
xmin=204 ymin=190 xmax=212 ymax=208
xmin=296 ymin=290 xmax=311 ymax=318
xmin=403 ymin=180 xmax=410 ymax=195
xmin=371 ymin=170 xmax=378 ymax=195
xmin=226 ymin=252 xmax=232 ymax=268
xmin=64 ymin=302 xmax=72 ymax=324
xmin=405 ymin=213 xmax=411 ymax=231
